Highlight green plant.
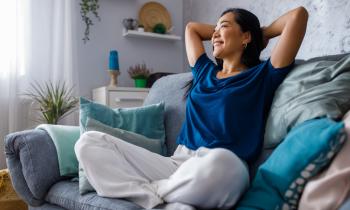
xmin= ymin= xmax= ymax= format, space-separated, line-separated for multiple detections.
xmin=80 ymin=0 xmax=101 ymax=43
xmin=127 ymin=63 xmax=152 ymax=79
xmin=24 ymin=81 xmax=79 ymax=124
xmin=153 ymin=23 xmax=166 ymax=34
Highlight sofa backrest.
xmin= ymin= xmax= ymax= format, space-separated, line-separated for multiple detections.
xmin=143 ymin=72 xmax=192 ymax=156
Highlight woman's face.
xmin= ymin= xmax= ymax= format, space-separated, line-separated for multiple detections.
xmin=212 ymin=12 xmax=248 ymax=59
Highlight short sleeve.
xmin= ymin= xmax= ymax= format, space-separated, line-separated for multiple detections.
xmin=190 ymin=53 xmax=216 ymax=81
xmin=267 ymin=58 xmax=295 ymax=87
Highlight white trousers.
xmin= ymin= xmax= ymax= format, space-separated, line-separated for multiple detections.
xmin=74 ymin=131 xmax=249 ymax=209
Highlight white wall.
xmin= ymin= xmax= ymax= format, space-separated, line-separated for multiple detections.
xmin=183 ymin=0 xmax=350 ymax=68
xmin=75 ymin=0 xmax=184 ymax=99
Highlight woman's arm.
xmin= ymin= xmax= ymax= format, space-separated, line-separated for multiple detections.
xmin=185 ymin=22 xmax=215 ymax=67
xmin=263 ymin=6 xmax=309 ymax=68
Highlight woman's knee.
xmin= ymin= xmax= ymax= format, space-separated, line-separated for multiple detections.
xmin=199 ymin=148 xmax=250 ymax=189
xmin=165 ymin=149 xmax=250 ymax=208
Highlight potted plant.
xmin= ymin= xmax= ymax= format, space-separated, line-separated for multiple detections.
xmin=23 ymin=81 xmax=79 ymax=124
xmin=153 ymin=23 xmax=167 ymax=34
xmin=80 ymin=0 xmax=100 ymax=43
xmin=127 ymin=62 xmax=152 ymax=88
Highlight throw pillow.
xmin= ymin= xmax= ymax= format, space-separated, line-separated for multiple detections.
xmin=79 ymin=117 xmax=165 ymax=194
xmin=264 ymin=54 xmax=350 ymax=148
xmin=86 ymin=117 xmax=164 ymax=154
xmin=298 ymin=110 xmax=350 ymax=210
xmin=236 ymin=117 xmax=346 ymax=210
xmin=79 ymin=97 xmax=166 ymax=142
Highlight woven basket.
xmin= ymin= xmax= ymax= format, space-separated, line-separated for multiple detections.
xmin=0 ymin=169 xmax=28 ymax=210
xmin=138 ymin=2 xmax=172 ymax=32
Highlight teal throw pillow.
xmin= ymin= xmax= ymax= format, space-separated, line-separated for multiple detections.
xmin=79 ymin=117 xmax=166 ymax=194
xmin=237 ymin=117 xmax=346 ymax=210
xmin=86 ymin=117 xmax=164 ymax=154
xmin=79 ymin=97 xmax=166 ymax=142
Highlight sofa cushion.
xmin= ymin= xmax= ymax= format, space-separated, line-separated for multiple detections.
xmin=45 ymin=181 xmax=142 ymax=210
xmin=237 ymin=117 xmax=346 ymax=210
xmin=86 ymin=117 xmax=164 ymax=155
xmin=143 ymin=73 xmax=191 ymax=156
xmin=29 ymin=203 xmax=66 ymax=210
xmin=264 ymin=54 xmax=350 ymax=148
xmin=79 ymin=97 xmax=166 ymax=141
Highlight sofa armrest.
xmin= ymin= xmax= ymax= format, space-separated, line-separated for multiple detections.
xmin=5 ymin=129 xmax=62 ymax=206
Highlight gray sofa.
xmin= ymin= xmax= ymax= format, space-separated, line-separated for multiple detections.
xmin=4 ymin=54 xmax=350 ymax=210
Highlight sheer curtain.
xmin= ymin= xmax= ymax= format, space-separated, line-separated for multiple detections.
xmin=0 ymin=0 xmax=80 ymax=169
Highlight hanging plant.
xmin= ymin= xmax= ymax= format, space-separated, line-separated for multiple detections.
xmin=80 ymin=0 xmax=101 ymax=43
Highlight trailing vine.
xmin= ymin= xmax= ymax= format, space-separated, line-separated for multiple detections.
xmin=80 ymin=0 xmax=101 ymax=43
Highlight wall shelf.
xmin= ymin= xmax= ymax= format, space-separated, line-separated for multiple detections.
xmin=123 ymin=29 xmax=181 ymax=41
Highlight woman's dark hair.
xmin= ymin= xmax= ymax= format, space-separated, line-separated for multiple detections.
xmin=183 ymin=8 xmax=263 ymax=99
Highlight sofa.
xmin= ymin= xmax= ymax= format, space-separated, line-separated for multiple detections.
xmin=4 ymin=53 xmax=350 ymax=210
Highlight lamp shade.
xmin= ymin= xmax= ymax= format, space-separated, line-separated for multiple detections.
xmin=109 ymin=50 xmax=119 ymax=70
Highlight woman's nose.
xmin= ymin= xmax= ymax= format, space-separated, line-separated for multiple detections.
xmin=212 ymin=30 xmax=220 ymax=38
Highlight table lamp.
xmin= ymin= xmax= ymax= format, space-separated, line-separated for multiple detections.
xmin=108 ymin=50 xmax=120 ymax=87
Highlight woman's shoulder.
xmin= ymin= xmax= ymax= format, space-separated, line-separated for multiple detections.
xmin=191 ymin=53 xmax=217 ymax=70
xmin=265 ymin=57 xmax=295 ymax=73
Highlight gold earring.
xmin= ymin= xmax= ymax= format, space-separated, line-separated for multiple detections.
xmin=243 ymin=43 xmax=248 ymax=49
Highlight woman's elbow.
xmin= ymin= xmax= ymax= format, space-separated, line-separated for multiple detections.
xmin=294 ymin=6 xmax=309 ymax=21
xmin=186 ymin=22 xmax=196 ymax=32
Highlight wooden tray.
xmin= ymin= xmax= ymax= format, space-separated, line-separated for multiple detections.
xmin=138 ymin=2 xmax=172 ymax=32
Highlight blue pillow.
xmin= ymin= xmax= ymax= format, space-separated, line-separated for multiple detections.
xmin=86 ymin=117 xmax=165 ymax=155
xmin=79 ymin=97 xmax=166 ymax=142
xmin=237 ymin=117 xmax=346 ymax=210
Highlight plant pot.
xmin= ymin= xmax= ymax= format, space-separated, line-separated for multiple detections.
xmin=134 ymin=78 xmax=147 ymax=88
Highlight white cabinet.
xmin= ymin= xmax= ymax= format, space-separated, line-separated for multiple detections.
xmin=92 ymin=86 xmax=150 ymax=108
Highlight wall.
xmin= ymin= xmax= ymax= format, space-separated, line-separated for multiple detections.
xmin=76 ymin=0 xmax=184 ymax=99
xmin=183 ymin=0 xmax=350 ymax=68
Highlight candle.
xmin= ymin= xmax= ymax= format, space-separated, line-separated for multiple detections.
xmin=109 ymin=50 xmax=119 ymax=70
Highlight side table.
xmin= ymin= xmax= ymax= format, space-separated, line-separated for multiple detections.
xmin=92 ymin=86 xmax=150 ymax=108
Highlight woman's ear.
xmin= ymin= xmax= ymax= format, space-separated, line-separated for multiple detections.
xmin=242 ymin=31 xmax=252 ymax=44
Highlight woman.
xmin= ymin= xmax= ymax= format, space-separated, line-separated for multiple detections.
xmin=75 ymin=6 xmax=308 ymax=210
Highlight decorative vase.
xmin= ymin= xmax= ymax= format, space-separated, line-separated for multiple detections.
xmin=122 ymin=18 xmax=138 ymax=30
xmin=134 ymin=78 xmax=147 ymax=88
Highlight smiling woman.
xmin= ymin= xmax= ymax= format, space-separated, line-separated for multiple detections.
xmin=178 ymin=6 xmax=307 ymax=209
